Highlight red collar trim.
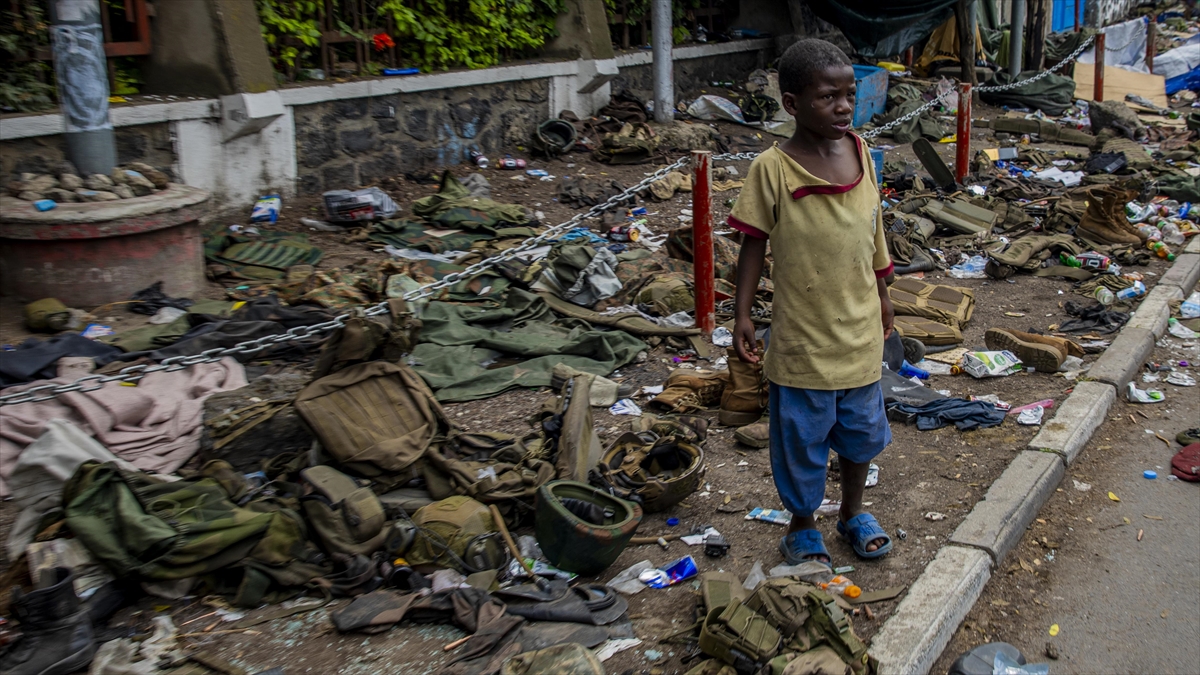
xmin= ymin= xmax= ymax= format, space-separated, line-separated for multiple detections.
xmin=790 ymin=135 xmax=865 ymax=200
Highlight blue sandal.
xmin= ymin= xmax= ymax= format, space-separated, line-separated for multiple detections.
xmin=779 ymin=529 xmax=831 ymax=565
xmin=837 ymin=513 xmax=893 ymax=559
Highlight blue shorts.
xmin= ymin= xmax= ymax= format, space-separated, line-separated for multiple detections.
xmin=768 ymin=381 xmax=891 ymax=517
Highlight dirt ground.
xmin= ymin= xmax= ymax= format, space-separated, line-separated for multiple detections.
xmin=0 ymin=107 xmax=1190 ymax=674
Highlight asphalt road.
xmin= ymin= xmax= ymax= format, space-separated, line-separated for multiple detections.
xmin=935 ymin=340 xmax=1200 ymax=675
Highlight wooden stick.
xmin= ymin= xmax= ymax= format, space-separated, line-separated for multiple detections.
xmin=443 ymin=636 xmax=471 ymax=652
xmin=488 ymin=504 xmax=534 ymax=577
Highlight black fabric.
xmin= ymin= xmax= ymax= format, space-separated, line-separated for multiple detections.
xmin=128 ymin=281 xmax=195 ymax=315
xmin=1059 ymin=301 xmax=1130 ymax=334
xmin=888 ymin=398 xmax=1006 ymax=431
xmin=805 ymin=0 xmax=959 ymax=57
xmin=0 ymin=334 xmax=123 ymax=387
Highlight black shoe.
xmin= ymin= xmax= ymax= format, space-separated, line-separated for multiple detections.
xmin=901 ymin=336 xmax=926 ymax=365
xmin=0 ymin=568 xmax=97 ymax=675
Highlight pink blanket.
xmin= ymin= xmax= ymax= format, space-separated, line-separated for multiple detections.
xmin=0 ymin=358 xmax=247 ymax=497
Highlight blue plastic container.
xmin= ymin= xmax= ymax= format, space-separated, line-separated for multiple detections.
xmin=870 ymin=147 xmax=884 ymax=186
xmin=852 ymin=65 xmax=888 ymax=128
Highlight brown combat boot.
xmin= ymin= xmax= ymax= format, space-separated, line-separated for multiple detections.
xmin=1076 ymin=186 xmax=1142 ymax=245
xmin=984 ymin=328 xmax=1082 ymax=372
xmin=649 ymin=369 xmax=727 ymax=413
xmin=733 ymin=415 xmax=769 ymax=449
xmin=719 ymin=344 xmax=767 ymax=426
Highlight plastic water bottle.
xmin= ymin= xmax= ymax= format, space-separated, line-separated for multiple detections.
xmin=1137 ymin=224 xmax=1162 ymax=241
xmin=1116 ymin=280 xmax=1147 ymax=301
xmin=1182 ymin=291 xmax=1200 ymax=319
xmin=1094 ymin=287 xmax=1115 ymax=306
xmin=898 ymin=360 xmax=930 ymax=379
xmin=1147 ymin=241 xmax=1176 ymax=261
xmin=820 ymin=575 xmax=862 ymax=599
xmin=1160 ymin=221 xmax=1186 ymax=246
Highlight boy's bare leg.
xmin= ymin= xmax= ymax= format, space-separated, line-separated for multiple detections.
xmin=787 ymin=514 xmax=817 ymax=535
xmin=838 ymin=456 xmax=885 ymax=552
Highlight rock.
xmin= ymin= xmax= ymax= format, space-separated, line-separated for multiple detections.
xmin=9 ymin=174 xmax=58 ymax=196
xmin=113 ymin=184 xmax=135 ymax=199
xmin=17 ymin=191 xmax=44 ymax=202
xmin=109 ymin=167 xmax=129 ymax=185
xmin=1089 ymin=100 xmax=1147 ymax=140
xmin=84 ymin=173 xmax=114 ymax=190
xmin=76 ymin=189 xmax=120 ymax=202
xmin=45 ymin=188 xmax=79 ymax=203
xmin=59 ymin=173 xmax=83 ymax=190
xmin=123 ymin=170 xmax=156 ymax=196
xmin=55 ymin=160 xmax=79 ymax=178
xmin=198 ymin=373 xmax=314 ymax=473
xmin=128 ymin=162 xmax=169 ymax=189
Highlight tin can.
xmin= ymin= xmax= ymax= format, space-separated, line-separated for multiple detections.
xmin=470 ymin=151 xmax=488 ymax=169
xmin=499 ymin=157 xmax=527 ymax=169
xmin=608 ymin=225 xmax=640 ymax=242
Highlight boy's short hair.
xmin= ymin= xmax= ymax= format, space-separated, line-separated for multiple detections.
xmin=778 ymin=39 xmax=853 ymax=97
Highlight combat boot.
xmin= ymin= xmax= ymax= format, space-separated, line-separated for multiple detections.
xmin=984 ymin=328 xmax=1082 ymax=372
xmin=733 ymin=415 xmax=769 ymax=449
xmin=719 ymin=344 xmax=767 ymax=427
xmin=649 ymin=369 xmax=727 ymax=413
xmin=0 ymin=568 xmax=96 ymax=675
xmin=1076 ymin=186 xmax=1141 ymax=245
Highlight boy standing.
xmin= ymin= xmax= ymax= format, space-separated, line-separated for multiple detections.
xmin=729 ymin=39 xmax=894 ymax=565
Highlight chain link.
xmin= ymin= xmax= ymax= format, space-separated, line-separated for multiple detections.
xmin=4 ymin=39 xmax=1102 ymax=408
xmin=0 ymin=157 xmax=690 ymax=407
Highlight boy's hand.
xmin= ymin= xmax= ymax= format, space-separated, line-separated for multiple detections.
xmin=733 ymin=318 xmax=760 ymax=363
xmin=880 ymin=292 xmax=895 ymax=339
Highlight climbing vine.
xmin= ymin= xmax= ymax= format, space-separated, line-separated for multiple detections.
xmin=603 ymin=0 xmax=709 ymax=46
xmin=255 ymin=0 xmax=566 ymax=78
xmin=0 ymin=4 xmax=55 ymax=112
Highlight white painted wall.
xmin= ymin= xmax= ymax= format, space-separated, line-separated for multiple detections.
xmin=0 ymin=39 xmax=770 ymax=207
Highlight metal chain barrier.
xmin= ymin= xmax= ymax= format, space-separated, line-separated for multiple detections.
xmin=0 ymin=157 xmax=690 ymax=407
xmin=1 ymin=36 xmax=1099 ymax=407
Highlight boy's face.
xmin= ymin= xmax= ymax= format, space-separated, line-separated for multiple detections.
xmin=781 ymin=65 xmax=857 ymax=140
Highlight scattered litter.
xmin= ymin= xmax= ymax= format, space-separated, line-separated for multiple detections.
xmin=1180 ymin=291 xmax=1200 ymax=319
xmin=865 ymin=464 xmax=880 ymax=487
xmin=815 ymin=499 xmax=841 ymax=517
xmin=919 ymin=360 xmax=953 ymax=376
xmin=300 ymin=217 xmax=344 ymax=232
xmin=1016 ymin=406 xmax=1045 ymax=425
xmin=948 ymin=255 xmax=988 ymax=279
xmin=742 ymin=561 xmax=766 ymax=590
xmin=1166 ymin=372 xmax=1196 ymax=386
xmin=970 ymin=394 xmax=1011 ymax=411
xmin=609 ymin=561 xmax=654 ymax=594
xmin=80 ymin=324 xmax=113 ymax=339
xmin=745 ymin=507 xmax=791 ymax=525
xmin=640 ymin=385 xmax=664 ymax=396
xmin=1048 ymin=624 xmax=1060 ymax=637
xmin=594 ymin=638 xmax=642 ymax=662
xmin=148 ymin=306 xmax=187 ymax=325
xmin=1144 ymin=470 xmax=1157 ymax=479
xmin=639 ymin=555 xmax=698 ymax=588
xmin=1125 ymin=382 xmax=1165 ymax=403
xmin=962 ymin=351 xmax=1023 ymax=378
xmin=1072 ymin=480 xmax=1091 ymax=492
xmin=609 ymin=399 xmax=642 ymax=416
xmin=1167 ymin=318 xmax=1199 ymax=339
xmin=250 ymin=194 xmax=281 ymax=223
xmin=925 ymin=512 xmax=947 ymax=521
xmin=711 ymin=326 xmax=733 ymax=347
xmin=1108 ymin=491 xmax=1121 ymax=502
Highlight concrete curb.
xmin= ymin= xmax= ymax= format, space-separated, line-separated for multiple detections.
xmin=1159 ymin=252 xmax=1200 ymax=295
xmin=1085 ymin=326 xmax=1155 ymax=389
xmin=949 ymin=451 xmax=1065 ymax=563
xmin=870 ymin=546 xmax=992 ymax=675
xmin=868 ymin=252 xmax=1195 ymax=674
xmin=1027 ymin=381 xmax=1117 ymax=464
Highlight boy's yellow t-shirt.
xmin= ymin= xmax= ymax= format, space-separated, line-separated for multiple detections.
xmin=728 ymin=137 xmax=892 ymax=391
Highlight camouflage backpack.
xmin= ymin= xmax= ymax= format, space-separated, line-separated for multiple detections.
xmin=744 ymin=579 xmax=876 ymax=674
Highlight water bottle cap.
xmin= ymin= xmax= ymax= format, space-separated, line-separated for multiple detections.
xmin=1143 ymin=470 xmax=1157 ymax=479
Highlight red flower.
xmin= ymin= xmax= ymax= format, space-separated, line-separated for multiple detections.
xmin=372 ymin=33 xmax=395 ymax=51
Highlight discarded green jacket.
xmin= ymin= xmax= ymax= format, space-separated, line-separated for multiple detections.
xmin=411 ymin=170 xmax=532 ymax=225
xmin=979 ymin=70 xmax=1076 ymax=116
xmin=411 ymin=289 xmax=645 ymax=402
xmin=1157 ymin=173 xmax=1200 ymax=202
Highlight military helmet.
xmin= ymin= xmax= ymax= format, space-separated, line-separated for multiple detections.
xmin=592 ymin=431 xmax=706 ymax=513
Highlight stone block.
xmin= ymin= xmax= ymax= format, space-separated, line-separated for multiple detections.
xmin=198 ymin=373 xmax=313 ymax=473
xmin=1027 ymin=381 xmax=1115 ymax=464
xmin=1086 ymin=327 xmax=1155 ymax=389
xmin=340 ymin=128 xmax=378 ymax=155
xmin=1186 ymin=235 xmax=1200 ymax=255
xmin=870 ymin=546 xmax=992 ymax=675
xmin=950 ymin=451 xmax=1064 ymax=563
xmin=1126 ymin=283 xmax=1182 ymax=339
xmin=1160 ymin=253 xmax=1200 ymax=294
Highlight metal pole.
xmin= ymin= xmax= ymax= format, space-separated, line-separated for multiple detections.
xmin=1009 ymin=0 xmax=1026 ymax=76
xmin=1095 ymin=32 xmax=1105 ymax=102
xmin=1146 ymin=17 xmax=1155 ymax=73
xmin=1072 ymin=0 xmax=1079 ymax=31
xmin=651 ymin=0 xmax=674 ymax=124
xmin=691 ymin=150 xmax=715 ymax=335
xmin=904 ymin=46 xmax=914 ymax=68
xmin=48 ymin=0 xmax=116 ymax=176
xmin=955 ymin=83 xmax=972 ymax=183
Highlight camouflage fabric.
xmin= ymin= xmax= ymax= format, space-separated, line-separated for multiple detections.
xmin=594 ymin=123 xmax=661 ymax=165
xmin=63 ymin=460 xmax=322 ymax=604
xmin=204 ymin=226 xmax=324 ymax=281
xmin=369 ymin=219 xmax=492 ymax=253
xmin=411 ymin=170 xmax=532 ymax=225
xmin=500 ymin=642 xmax=605 ymax=675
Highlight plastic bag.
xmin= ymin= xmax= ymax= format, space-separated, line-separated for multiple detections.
xmin=993 ymin=652 xmax=1049 ymax=675
xmin=686 ymin=95 xmax=747 ymax=123
xmin=1181 ymin=291 xmax=1200 ymax=319
xmin=323 ymin=187 xmax=399 ymax=223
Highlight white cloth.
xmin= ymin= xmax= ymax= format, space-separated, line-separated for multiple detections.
xmin=1156 ymin=36 xmax=1200 ymax=81
xmin=1079 ymin=17 xmax=1150 ymax=73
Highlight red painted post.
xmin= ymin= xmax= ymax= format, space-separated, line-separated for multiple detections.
xmin=904 ymin=46 xmax=913 ymax=68
xmin=955 ymin=83 xmax=972 ymax=184
xmin=691 ymin=150 xmax=715 ymax=336
xmin=1072 ymin=0 xmax=1079 ymax=31
xmin=1146 ymin=18 xmax=1155 ymax=73
xmin=1095 ymin=32 xmax=1106 ymax=102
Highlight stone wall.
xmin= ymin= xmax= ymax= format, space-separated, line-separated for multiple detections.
xmin=293 ymin=78 xmax=551 ymax=195
xmin=1 ymin=122 xmax=176 ymax=180
xmin=612 ymin=49 xmax=770 ymax=102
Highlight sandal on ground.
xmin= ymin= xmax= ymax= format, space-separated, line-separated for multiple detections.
xmin=837 ymin=513 xmax=893 ymax=559
xmin=779 ymin=529 xmax=831 ymax=566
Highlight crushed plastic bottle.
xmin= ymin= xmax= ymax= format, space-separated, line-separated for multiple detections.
xmin=819 ymin=575 xmax=862 ymax=599
xmin=1094 ymin=287 xmax=1115 ymax=306
xmin=1137 ymin=224 xmax=1163 ymax=241
xmin=1161 ymin=221 xmax=1186 ymax=246
xmin=1181 ymin=291 xmax=1200 ymax=319
xmin=948 ymin=255 xmax=988 ymax=279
